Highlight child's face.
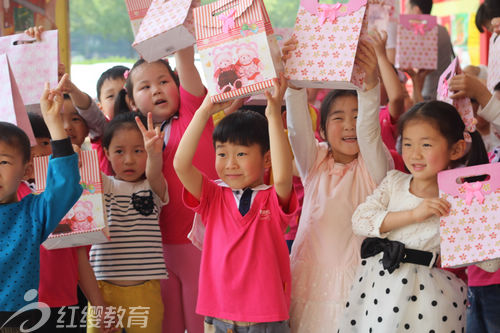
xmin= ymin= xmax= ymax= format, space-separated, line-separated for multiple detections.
xmin=130 ymin=62 xmax=180 ymax=124
xmin=488 ymin=17 xmax=500 ymax=34
xmin=322 ymin=95 xmax=359 ymax=164
xmin=215 ymin=141 xmax=270 ymax=190
xmin=98 ymin=77 xmax=126 ymax=120
xmin=26 ymin=137 xmax=52 ymax=181
xmin=0 ymin=141 xmax=29 ymax=204
xmin=402 ymin=120 xmax=457 ymax=182
xmin=61 ymin=99 xmax=89 ymax=147
xmin=104 ymin=127 xmax=147 ymax=182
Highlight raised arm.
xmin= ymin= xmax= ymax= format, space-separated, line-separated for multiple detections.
xmin=136 ymin=113 xmax=168 ymax=201
xmin=356 ymin=41 xmax=393 ymax=185
xmin=174 ymin=46 xmax=205 ymax=97
xmin=265 ymin=74 xmax=293 ymax=205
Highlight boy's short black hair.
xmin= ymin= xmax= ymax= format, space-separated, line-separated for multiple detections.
xmin=28 ymin=112 xmax=50 ymax=139
xmin=212 ymin=110 xmax=269 ymax=154
xmin=96 ymin=65 xmax=129 ymax=101
xmin=0 ymin=122 xmax=31 ymax=163
xmin=476 ymin=0 xmax=500 ymax=32
xmin=409 ymin=0 xmax=433 ymax=14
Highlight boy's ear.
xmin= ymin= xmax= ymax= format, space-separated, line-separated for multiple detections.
xmin=450 ymin=139 xmax=467 ymax=161
xmin=126 ymin=95 xmax=136 ymax=111
xmin=104 ymin=147 xmax=110 ymax=160
xmin=23 ymin=162 xmax=33 ymax=181
xmin=263 ymin=150 xmax=271 ymax=168
xmin=320 ymin=128 xmax=326 ymax=141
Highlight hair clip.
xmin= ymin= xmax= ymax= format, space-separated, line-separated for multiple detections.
xmin=124 ymin=70 xmax=130 ymax=80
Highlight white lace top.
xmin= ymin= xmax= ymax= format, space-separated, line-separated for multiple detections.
xmin=352 ymin=170 xmax=441 ymax=253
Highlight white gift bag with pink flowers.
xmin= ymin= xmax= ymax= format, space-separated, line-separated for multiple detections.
xmin=34 ymin=150 xmax=110 ymax=249
xmin=285 ymin=0 xmax=368 ymax=90
xmin=133 ymin=0 xmax=200 ymax=61
xmin=438 ymin=163 xmax=500 ymax=268
xmin=396 ymin=14 xmax=437 ymax=70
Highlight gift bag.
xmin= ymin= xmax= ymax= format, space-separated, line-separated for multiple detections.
xmin=133 ymin=0 xmax=200 ymax=61
xmin=487 ymin=34 xmax=500 ymax=92
xmin=124 ymin=0 xmax=154 ymax=36
xmin=365 ymin=0 xmax=397 ymax=34
xmin=396 ymin=14 xmax=437 ymax=70
xmin=438 ymin=163 xmax=500 ymax=268
xmin=0 ymin=54 xmax=36 ymax=146
xmin=285 ymin=0 xmax=368 ymax=90
xmin=0 ymin=30 xmax=58 ymax=108
xmin=194 ymin=0 xmax=283 ymax=102
xmin=34 ymin=150 xmax=110 ymax=249
xmin=437 ymin=57 xmax=476 ymax=134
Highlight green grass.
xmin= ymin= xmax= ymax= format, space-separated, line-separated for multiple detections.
xmin=71 ymin=56 xmax=137 ymax=65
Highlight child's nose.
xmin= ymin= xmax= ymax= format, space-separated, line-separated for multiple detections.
xmin=226 ymin=156 xmax=238 ymax=168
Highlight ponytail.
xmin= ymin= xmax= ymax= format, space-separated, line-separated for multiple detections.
xmin=114 ymin=89 xmax=132 ymax=116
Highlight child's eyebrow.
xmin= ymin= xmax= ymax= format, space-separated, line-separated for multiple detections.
xmin=0 ymin=153 xmax=14 ymax=158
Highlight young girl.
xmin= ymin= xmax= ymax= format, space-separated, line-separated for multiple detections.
xmin=283 ymin=39 xmax=393 ymax=332
xmin=337 ymin=101 xmax=489 ymax=332
xmin=122 ymin=47 xmax=214 ymax=333
xmin=88 ymin=112 xmax=168 ymax=333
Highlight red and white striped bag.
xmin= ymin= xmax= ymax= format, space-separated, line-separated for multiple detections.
xmin=124 ymin=0 xmax=154 ymax=36
xmin=194 ymin=0 xmax=283 ymax=102
xmin=34 ymin=150 xmax=109 ymax=249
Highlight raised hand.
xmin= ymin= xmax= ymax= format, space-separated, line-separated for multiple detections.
xmin=265 ymin=72 xmax=288 ymax=117
xmin=367 ymin=29 xmax=388 ymax=58
xmin=135 ymin=112 xmax=164 ymax=155
xmin=24 ymin=25 xmax=44 ymax=41
xmin=40 ymin=74 xmax=69 ymax=140
xmin=355 ymin=40 xmax=378 ymax=90
xmin=281 ymin=36 xmax=298 ymax=63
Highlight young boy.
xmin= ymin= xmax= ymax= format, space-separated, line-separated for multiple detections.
xmin=0 ymin=79 xmax=82 ymax=328
xmin=174 ymin=75 xmax=297 ymax=332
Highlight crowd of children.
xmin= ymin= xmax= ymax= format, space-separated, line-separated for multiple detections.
xmin=2 ymin=0 xmax=500 ymax=332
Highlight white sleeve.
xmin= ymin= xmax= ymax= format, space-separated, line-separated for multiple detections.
xmin=478 ymin=96 xmax=500 ymax=134
xmin=75 ymin=100 xmax=107 ymax=140
xmin=357 ymin=84 xmax=394 ymax=185
xmin=285 ymin=88 xmax=318 ymax=179
xmin=352 ymin=171 xmax=394 ymax=238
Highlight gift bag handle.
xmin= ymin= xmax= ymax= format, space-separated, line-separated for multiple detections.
xmin=438 ymin=163 xmax=500 ymax=197
xmin=300 ymin=0 xmax=367 ymax=16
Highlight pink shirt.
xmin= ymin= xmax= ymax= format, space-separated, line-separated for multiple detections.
xmin=91 ymin=138 xmax=113 ymax=176
xmin=468 ymin=265 xmax=500 ymax=287
xmin=183 ymin=177 xmax=298 ymax=322
xmin=379 ymin=106 xmax=397 ymax=151
xmin=160 ymin=86 xmax=218 ymax=244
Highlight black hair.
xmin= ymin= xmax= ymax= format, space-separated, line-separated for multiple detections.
xmin=113 ymin=89 xmax=133 ymax=116
xmin=475 ymin=0 xmax=500 ymax=32
xmin=0 ymin=121 xmax=31 ymax=163
xmin=102 ymin=112 xmax=147 ymax=150
xmin=319 ymin=89 xmax=358 ymax=137
xmin=96 ymin=65 xmax=129 ymax=101
xmin=398 ymin=101 xmax=488 ymax=168
xmin=124 ymin=58 xmax=179 ymax=103
xmin=409 ymin=0 xmax=433 ymax=14
xmin=494 ymin=81 xmax=500 ymax=92
xmin=28 ymin=112 xmax=50 ymax=139
xmin=212 ymin=110 xmax=269 ymax=154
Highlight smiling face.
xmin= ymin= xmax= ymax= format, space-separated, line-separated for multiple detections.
xmin=215 ymin=141 xmax=270 ymax=190
xmin=98 ymin=77 xmax=126 ymax=120
xmin=0 ymin=141 xmax=29 ymax=204
xmin=322 ymin=95 xmax=360 ymax=164
xmin=104 ymin=127 xmax=147 ymax=182
xmin=61 ymin=99 xmax=89 ymax=147
xmin=401 ymin=119 xmax=463 ymax=182
xmin=130 ymin=61 xmax=180 ymax=124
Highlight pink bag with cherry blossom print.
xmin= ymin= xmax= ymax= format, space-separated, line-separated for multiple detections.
xmin=438 ymin=163 xmax=500 ymax=268
xmin=396 ymin=14 xmax=437 ymax=70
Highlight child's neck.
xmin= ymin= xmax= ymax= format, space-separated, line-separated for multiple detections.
xmin=409 ymin=175 xmax=439 ymax=198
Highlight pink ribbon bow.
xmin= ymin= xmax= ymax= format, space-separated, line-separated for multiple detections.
xmin=411 ymin=21 xmax=426 ymax=35
xmin=318 ymin=3 xmax=342 ymax=24
xmin=463 ymin=182 xmax=485 ymax=205
xmin=219 ymin=9 xmax=236 ymax=33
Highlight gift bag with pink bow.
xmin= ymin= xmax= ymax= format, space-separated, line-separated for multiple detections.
xmin=285 ymin=0 xmax=368 ymax=90
xmin=34 ymin=150 xmax=110 ymax=249
xmin=438 ymin=163 xmax=500 ymax=268
xmin=124 ymin=0 xmax=154 ymax=36
xmin=396 ymin=14 xmax=437 ymax=70
xmin=437 ymin=57 xmax=476 ymax=139
xmin=132 ymin=0 xmax=200 ymax=61
xmin=194 ymin=0 xmax=283 ymax=102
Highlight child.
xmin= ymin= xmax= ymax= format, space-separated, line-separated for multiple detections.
xmin=337 ymin=101 xmax=488 ymax=332
xmin=122 ymin=47 xmax=214 ymax=332
xmin=173 ymin=75 xmax=298 ymax=332
xmin=0 ymin=82 xmax=82 ymax=329
xmin=96 ymin=65 xmax=129 ymax=120
xmin=87 ymin=112 xmax=168 ymax=333
xmin=282 ymin=39 xmax=393 ymax=332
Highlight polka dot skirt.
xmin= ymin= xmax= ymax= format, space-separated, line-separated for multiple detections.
xmin=338 ymin=253 xmax=466 ymax=333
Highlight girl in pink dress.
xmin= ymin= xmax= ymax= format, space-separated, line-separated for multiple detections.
xmin=283 ymin=41 xmax=393 ymax=332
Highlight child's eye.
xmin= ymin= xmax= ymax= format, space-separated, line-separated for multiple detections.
xmin=217 ymin=153 xmax=226 ymax=158
xmin=135 ymin=149 xmax=144 ymax=153
xmin=237 ymin=152 xmax=247 ymax=157
xmin=41 ymin=141 xmax=50 ymax=146
xmin=72 ymin=117 xmax=81 ymax=122
xmin=115 ymin=149 xmax=123 ymax=154
xmin=106 ymin=94 xmax=114 ymax=100
xmin=160 ymin=80 xmax=168 ymax=85
xmin=403 ymin=143 xmax=411 ymax=147
xmin=423 ymin=143 xmax=432 ymax=147
xmin=140 ymin=85 xmax=149 ymax=90
xmin=0 ymin=160 xmax=9 ymax=165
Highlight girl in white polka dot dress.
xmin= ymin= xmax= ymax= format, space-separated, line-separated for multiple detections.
xmin=338 ymin=101 xmax=490 ymax=333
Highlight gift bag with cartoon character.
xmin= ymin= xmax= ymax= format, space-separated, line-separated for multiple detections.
xmin=194 ymin=0 xmax=283 ymax=102
xmin=438 ymin=163 xmax=500 ymax=268
xmin=34 ymin=150 xmax=110 ymax=249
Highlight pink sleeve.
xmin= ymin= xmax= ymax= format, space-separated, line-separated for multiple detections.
xmin=274 ymin=187 xmax=300 ymax=231
xmin=182 ymin=176 xmax=218 ymax=226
